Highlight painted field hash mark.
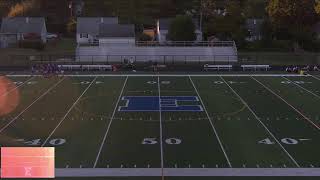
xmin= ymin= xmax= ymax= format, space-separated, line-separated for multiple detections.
xmin=0 ymin=78 xmax=65 ymax=133
xmin=251 ymin=76 xmax=320 ymax=131
xmin=220 ymin=76 xmax=300 ymax=167
xmin=189 ymin=76 xmax=232 ymax=168
xmin=94 ymin=76 xmax=128 ymax=168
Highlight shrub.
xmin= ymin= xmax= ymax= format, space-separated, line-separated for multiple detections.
xmin=167 ymin=15 xmax=196 ymax=41
xmin=19 ymin=40 xmax=45 ymax=51
xmin=138 ymin=33 xmax=153 ymax=41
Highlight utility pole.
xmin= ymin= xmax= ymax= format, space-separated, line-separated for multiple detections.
xmin=69 ymin=0 xmax=73 ymax=17
xmin=200 ymin=0 xmax=203 ymax=32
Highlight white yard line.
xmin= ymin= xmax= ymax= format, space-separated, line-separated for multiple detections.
xmin=220 ymin=76 xmax=300 ymax=167
xmin=157 ymin=76 xmax=164 ymax=180
xmin=251 ymin=76 xmax=320 ymax=131
xmin=0 ymin=77 xmax=66 ymax=134
xmin=188 ymin=76 xmax=232 ymax=168
xmin=41 ymin=77 xmax=97 ymax=146
xmin=93 ymin=76 xmax=128 ymax=168
xmin=310 ymin=75 xmax=320 ymax=81
xmin=0 ymin=76 xmax=36 ymax=98
xmin=46 ymin=168 xmax=320 ymax=177
xmin=282 ymin=76 xmax=320 ymax=100
xmin=7 ymin=74 xmax=309 ymax=77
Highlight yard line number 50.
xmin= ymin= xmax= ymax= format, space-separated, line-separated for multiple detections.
xmin=142 ymin=138 xmax=182 ymax=145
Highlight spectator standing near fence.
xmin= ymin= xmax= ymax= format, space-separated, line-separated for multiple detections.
xmin=31 ymin=65 xmax=35 ymax=75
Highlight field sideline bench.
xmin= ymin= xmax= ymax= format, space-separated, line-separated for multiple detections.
xmin=204 ymin=64 xmax=233 ymax=71
xmin=241 ymin=65 xmax=270 ymax=71
xmin=58 ymin=65 xmax=113 ymax=71
xmin=147 ymin=64 xmax=167 ymax=71
xmin=58 ymin=65 xmax=81 ymax=70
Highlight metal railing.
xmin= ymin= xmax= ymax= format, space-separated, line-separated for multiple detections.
xmin=78 ymin=41 xmax=236 ymax=47
xmin=9 ymin=54 xmax=237 ymax=65
xmin=74 ymin=55 xmax=238 ymax=64
xmin=135 ymin=41 xmax=235 ymax=47
xmin=9 ymin=52 xmax=319 ymax=67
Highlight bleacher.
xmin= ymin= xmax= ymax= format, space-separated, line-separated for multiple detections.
xmin=76 ymin=41 xmax=238 ymax=63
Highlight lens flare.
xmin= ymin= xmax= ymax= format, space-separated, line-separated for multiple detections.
xmin=0 ymin=77 xmax=20 ymax=116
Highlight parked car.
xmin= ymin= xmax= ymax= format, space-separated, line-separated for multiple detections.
xmin=46 ymin=33 xmax=58 ymax=39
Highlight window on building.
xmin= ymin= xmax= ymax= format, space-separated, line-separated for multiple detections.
xmin=80 ymin=33 xmax=88 ymax=38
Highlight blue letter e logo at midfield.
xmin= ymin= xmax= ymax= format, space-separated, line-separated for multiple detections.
xmin=118 ymin=96 xmax=203 ymax=112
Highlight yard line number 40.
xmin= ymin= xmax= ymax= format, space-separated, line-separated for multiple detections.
xmin=258 ymin=138 xmax=311 ymax=145
xmin=18 ymin=138 xmax=66 ymax=146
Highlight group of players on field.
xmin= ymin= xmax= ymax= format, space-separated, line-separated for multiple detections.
xmin=31 ymin=64 xmax=64 ymax=77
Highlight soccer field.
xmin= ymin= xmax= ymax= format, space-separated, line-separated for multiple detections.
xmin=1 ymin=74 xmax=320 ymax=178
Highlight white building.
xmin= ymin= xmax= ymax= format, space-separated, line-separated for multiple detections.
xmin=97 ymin=24 xmax=135 ymax=46
xmin=0 ymin=17 xmax=47 ymax=47
xmin=77 ymin=17 xmax=133 ymax=45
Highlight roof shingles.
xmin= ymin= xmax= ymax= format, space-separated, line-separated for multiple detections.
xmin=0 ymin=17 xmax=45 ymax=34
xmin=98 ymin=24 xmax=135 ymax=38
xmin=77 ymin=17 xmax=118 ymax=34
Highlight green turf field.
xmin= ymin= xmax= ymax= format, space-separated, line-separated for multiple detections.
xmin=1 ymin=74 xmax=320 ymax=178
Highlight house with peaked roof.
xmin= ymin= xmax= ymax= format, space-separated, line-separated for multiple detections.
xmin=77 ymin=17 xmax=129 ymax=45
xmin=156 ymin=18 xmax=203 ymax=43
xmin=0 ymin=17 xmax=47 ymax=47
xmin=98 ymin=24 xmax=135 ymax=46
